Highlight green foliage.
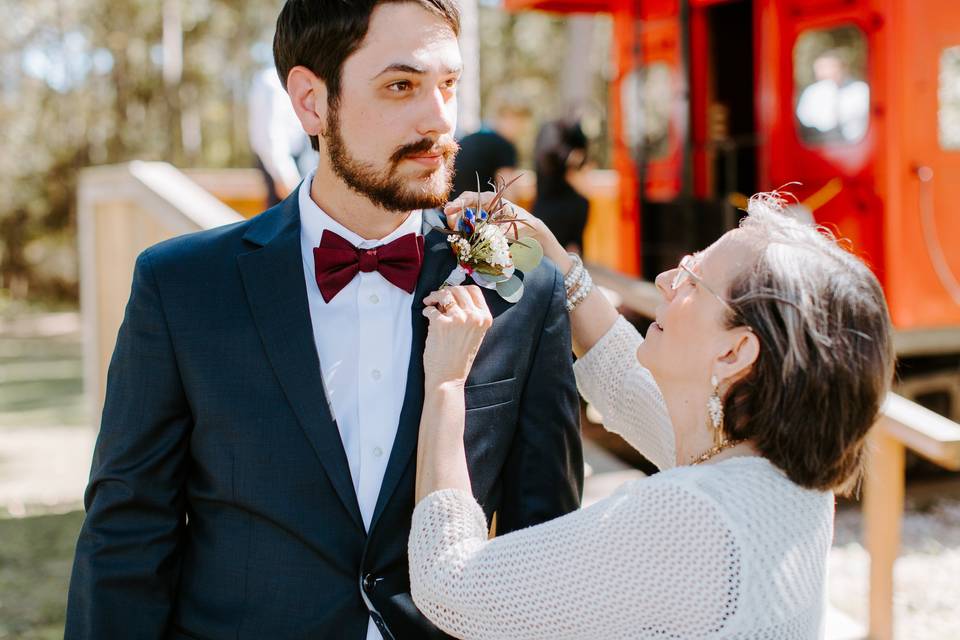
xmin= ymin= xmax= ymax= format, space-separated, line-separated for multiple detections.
xmin=0 ymin=2 xmax=609 ymax=306
xmin=509 ymin=236 xmax=543 ymax=273
xmin=0 ymin=0 xmax=284 ymax=304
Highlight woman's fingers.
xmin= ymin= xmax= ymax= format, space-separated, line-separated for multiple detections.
xmin=463 ymin=285 xmax=493 ymax=328
xmin=424 ymin=286 xmax=492 ymax=333
xmin=421 ymin=286 xmax=492 ymax=385
xmin=424 ymin=286 xmax=491 ymax=327
xmin=444 ymin=191 xmax=494 ymax=213
xmin=422 ymin=305 xmax=445 ymax=322
xmin=447 ymin=285 xmax=473 ymax=311
xmin=423 ymin=289 xmax=456 ymax=309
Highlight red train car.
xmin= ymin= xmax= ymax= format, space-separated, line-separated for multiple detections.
xmin=506 ymin=0 xmax=960 ymax=418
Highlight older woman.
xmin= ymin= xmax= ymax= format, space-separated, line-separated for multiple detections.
xmin=409 ymin=193 xmax=894 ymax=639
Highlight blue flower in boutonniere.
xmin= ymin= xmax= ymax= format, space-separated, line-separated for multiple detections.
xmin=431 ymin=176 xmax=544 ymax=303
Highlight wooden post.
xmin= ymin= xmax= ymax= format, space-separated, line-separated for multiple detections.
xmin=863 ymin=426 xmax=905 ymax=640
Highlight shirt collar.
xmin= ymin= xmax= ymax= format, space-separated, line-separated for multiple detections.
xmin=298 ymin=169 xmax=423 ymax=250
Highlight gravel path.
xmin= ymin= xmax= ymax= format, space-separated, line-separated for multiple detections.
xmin=828 ymin=492 xmax=960 ymax=639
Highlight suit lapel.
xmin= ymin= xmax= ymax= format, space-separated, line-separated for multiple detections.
xmin=368 ymin=220 xmax=455 ymax=532
xmin=237 ymin=196 xmax=365 ymax=533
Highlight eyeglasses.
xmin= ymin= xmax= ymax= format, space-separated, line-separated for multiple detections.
xmin=670 ymin=254 xmax=736 ymax=313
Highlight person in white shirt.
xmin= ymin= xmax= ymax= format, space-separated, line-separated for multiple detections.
xmin=409 ymin=191 xmax=895 ymax=639
xmin=248 ymin=67 xmax=316 ymax=205
xmin=796 ymin=50 xmax=870 ymax=143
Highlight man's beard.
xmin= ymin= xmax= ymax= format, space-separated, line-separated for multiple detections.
xmin=323 ymin=105 xmax=458 ymax=213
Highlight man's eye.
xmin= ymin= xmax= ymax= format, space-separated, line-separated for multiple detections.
xmin=443 ymin=78 xmax=458 ymax=90
xmin=388 ymin=81 xmax=413 ymax=92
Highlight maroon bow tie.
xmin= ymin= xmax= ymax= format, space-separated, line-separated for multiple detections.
xmin=313 ymin=230 xmax=424 ymax=303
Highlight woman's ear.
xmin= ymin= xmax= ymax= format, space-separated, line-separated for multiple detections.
xmin=715 ymin=329 xmax=760 ymax=386
xmin=286 ymin=65 xmax=328 ymax=139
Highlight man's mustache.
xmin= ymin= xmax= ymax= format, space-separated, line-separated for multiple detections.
xmin=390 ymin=137 xmax=459 ymax=164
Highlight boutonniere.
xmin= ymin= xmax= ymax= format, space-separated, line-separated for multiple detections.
xmin=431 ymin=177 xmax=543 ymax=303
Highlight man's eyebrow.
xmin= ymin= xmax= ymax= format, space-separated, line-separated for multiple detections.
xmin=372 ymin=62 xmax=463 ymax=79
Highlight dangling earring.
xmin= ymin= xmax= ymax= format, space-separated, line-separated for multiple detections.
xmin=707 ymin=375 xmax=724 ymax=447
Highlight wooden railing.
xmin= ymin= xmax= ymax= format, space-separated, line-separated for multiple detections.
xmin=77 ymin=162 xmax=263 ymax=419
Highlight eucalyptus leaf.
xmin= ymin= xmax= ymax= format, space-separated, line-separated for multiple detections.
xmin=472 ymin=270 xmax=511 ymax=288
xmin=510 ymin=237 xmax=544 ymax=273
xmin=496 ymin=275 xmax=525 ymax=303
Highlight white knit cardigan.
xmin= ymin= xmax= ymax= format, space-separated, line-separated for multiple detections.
xmin=409 ymin=316 xmax=835 ymax=639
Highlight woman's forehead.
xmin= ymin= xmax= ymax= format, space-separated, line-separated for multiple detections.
xmin=699 ymin=231 xmax=759 ymax=282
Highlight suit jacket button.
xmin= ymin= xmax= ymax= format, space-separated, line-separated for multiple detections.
xmin=362 ymin=573 xmax=376 ymax=593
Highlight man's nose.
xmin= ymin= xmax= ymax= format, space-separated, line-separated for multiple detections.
xmin=416 ymin=86 xmax=456 ymax=138
xmin=654 ymin=269 xmax=676 ymax=301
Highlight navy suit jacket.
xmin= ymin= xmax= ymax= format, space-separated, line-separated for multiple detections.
xmin=65 ymin=193 xmax=583 ymax=639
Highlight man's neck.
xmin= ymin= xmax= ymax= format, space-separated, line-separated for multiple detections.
xmin=309 ymin=164 xmax=413 ymax=242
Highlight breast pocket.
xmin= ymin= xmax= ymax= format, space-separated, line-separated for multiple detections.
xmin=464 ymin=377 xmax=516 ymax=411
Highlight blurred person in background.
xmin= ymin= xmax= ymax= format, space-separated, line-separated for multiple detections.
xmin=532 ymin=119 xmax=590 ymax=254
xmin=249 ymin=65 xmax=317 ymax=206
xmin=450 ymin=91 xmax=530 ymax=201
xmin=796 ymin=49 xmax=870 ymax=143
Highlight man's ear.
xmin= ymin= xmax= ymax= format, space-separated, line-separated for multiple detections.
xmin=286 ymin=65 xmax=328 ymax=138
xmin=715 ymin=329 xmax=760 ymax=386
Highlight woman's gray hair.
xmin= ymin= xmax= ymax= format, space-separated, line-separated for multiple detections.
xmin=721 ymin=192 xmax=895 ymax=493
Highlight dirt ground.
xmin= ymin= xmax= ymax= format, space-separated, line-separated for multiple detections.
xmin=1 ymin=313 xmax=958 ymax=639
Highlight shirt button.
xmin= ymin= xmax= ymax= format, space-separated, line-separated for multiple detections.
xmin=369 ymin=294 xmax=380 ymax=304
xmin=373 ymin=446 xmax=384 ymax=458
xmin=371 ymin=369 xmax=381 ymax=380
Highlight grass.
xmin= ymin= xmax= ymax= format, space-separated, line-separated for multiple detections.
xmin=0 ymin=323 xmax=87 ymax=638
xmin=0 ymin=511 xmax=83 ymax=639
xmin=0 ymin=335 xmax=86 ymax=429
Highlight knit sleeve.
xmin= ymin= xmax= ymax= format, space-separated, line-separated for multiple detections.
xmin=573 ymin=315 xmax=675 ymax=470
xmin=409 ymin=482 xmax=743 ymax=640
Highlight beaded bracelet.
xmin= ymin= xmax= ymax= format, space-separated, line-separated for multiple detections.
xmin=566 ymin=271 xmax=593 ymax=312
xmin=563 ymin=252 xmax=585 ymax=293
xmin=564 ymin=255 xmax=593 ymax=312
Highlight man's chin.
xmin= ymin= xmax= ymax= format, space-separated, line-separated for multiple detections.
xmin=397 ymin=172 xmax=451 ymax=208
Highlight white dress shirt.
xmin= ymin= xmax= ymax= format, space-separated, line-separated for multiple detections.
xmin=298 ymin=170 xmax=422 ymax=640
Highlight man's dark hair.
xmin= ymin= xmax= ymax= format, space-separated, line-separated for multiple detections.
xmin=273 ymin=0 xmax=461 ymax=151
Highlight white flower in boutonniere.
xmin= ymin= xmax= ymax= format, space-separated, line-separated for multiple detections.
xmin=433 ymin=177 xmax=544 ymax=303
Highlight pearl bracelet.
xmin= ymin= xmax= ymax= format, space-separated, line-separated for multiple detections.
xmin=563 ymin=252 xmax=585 ymax=292
xmin=563 ymin=254 xmax=593 ymax=312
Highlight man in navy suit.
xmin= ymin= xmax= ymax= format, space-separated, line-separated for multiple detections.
xmin=65 ymin=1 xmax=582 ymax=638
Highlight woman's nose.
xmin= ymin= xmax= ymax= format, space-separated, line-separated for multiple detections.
xmin=655 ymin=269 xmax=676 ymax=301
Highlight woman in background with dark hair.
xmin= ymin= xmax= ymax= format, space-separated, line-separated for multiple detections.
xmin=532 ymin=119 xmax=590 ymax=254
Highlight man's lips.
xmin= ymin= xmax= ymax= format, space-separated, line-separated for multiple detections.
xmin=405 ymin=153 xmax=443 ymax=166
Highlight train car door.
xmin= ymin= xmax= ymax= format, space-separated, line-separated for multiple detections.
xmin=756 ymin=0 xmax=885 ymax=278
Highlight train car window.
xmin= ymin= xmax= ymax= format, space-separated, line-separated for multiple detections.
xmin=622 ymin=62 xmax=673 ymax=160
xmin=939 ymin=45 xmax=960 ymax=150
xmin=793 ymin=25 xmax=870 ymax=145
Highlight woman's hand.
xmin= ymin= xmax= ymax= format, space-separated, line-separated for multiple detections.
xmin=422 ymin=286 xmax=493 ymax=387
